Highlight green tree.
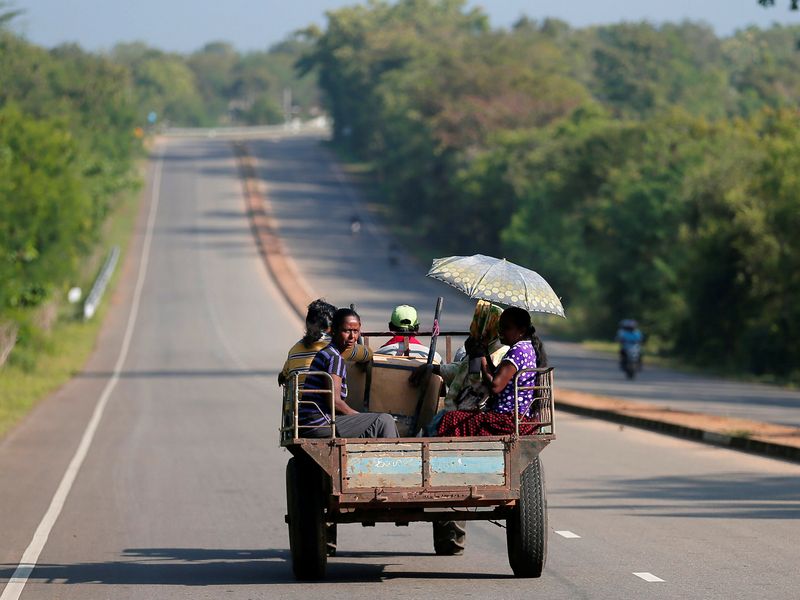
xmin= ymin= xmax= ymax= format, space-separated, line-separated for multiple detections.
xmin=0 ymin=105 xmax=92 ymax=309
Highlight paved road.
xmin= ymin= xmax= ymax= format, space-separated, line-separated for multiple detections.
xmin=1 ymin=134 xmax=798 ymax=600
xmin=251 ymin=133 xmax=800 ymax=428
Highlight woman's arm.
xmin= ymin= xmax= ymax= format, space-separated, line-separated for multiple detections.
xmin=330 ymin=373 xmax=359 ymax=415
xmin=481 ymin=359 xmax=517 ymax=395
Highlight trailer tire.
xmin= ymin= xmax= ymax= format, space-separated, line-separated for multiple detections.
xmin=286 ymin=457 xmax=327 ymax=580
xmin=433 ymin=520 xmax=466 ymax=555
xmin=506 ymin=457 xmax=547 ymax=577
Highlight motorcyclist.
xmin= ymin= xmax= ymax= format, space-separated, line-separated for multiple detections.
xmin=349 ymin=214 xmax=362 ymax=235
xmin=615 ymin=319 xmax=643 ymax=375
xmin=387 ymin=242 xmax=400 ymax=267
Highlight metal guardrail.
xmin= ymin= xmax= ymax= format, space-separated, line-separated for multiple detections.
xmin=0 ymin=320 xmax=17 ymax=367
xmin=280 ymin=364 xmax=556 ymax=442
xmin=84 ymin=246 xmax=120 ymax=320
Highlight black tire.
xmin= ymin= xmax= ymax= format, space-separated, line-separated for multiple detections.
xmin=433 ymin=520 xmax=467 ymax=556
xmin=286 ymin=457 xmax=327 ymax=580
xmin=506 ymin=457 xmax=547 ymax=578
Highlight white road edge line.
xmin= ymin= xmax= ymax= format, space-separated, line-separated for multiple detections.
xmin=555 ymin=530 xmax=581 ymax=539
xmin=633 ymin=572 xmax=665 ymax=583
xmin=0 ymin=148 xmax=164 ymax=600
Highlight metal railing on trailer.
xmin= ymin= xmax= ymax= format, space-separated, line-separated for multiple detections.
xmin=279 ymin=365 xmax=555 ymax=442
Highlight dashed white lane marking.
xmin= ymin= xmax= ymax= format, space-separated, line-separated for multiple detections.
xmin=634 ymin=572 xmax=665 ymax=582
xmin=555 ymin=530 xmax=581 ymax=539
xmin=0 ymin=149 xmax=165 ymax=600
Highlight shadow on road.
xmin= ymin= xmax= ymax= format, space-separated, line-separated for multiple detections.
xmin=553 ymin=472 xmax=800 ymax=519
xmin=0 ymin=548 xmax=295 ymax=586
xmin=0 ymin=547 xmax=514 ymax=586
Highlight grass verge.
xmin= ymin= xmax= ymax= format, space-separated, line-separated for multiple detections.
xmin=0 ymin=169 xmax=143 ymax=439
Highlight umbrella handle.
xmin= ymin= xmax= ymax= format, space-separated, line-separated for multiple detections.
xmin=427 ymin=296 xmax=443 ymax=365
xmin=413 ymin=297 xmax=443 ymax=434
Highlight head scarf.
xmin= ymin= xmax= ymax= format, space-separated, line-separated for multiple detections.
xmin=469 ymin=300 xmax=504 ymax=354
xmin=439 ymin=300 xmax=507 ymax=412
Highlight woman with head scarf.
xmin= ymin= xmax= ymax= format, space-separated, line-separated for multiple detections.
xmin=436 ymin=306 xmax=548 ymax=437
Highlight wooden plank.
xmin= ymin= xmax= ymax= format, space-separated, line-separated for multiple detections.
xmin=429 ymin=440 xmax=506 ymax=451
xmin=429 ymin=449 xmax=506 ymax=487
xmin=429 ymin=472 xmax=505 ymax=486
xmin=345 ymin=455 xmax=423 ymax=488
xmin=347 ymin=443 xmax=421 ymax=454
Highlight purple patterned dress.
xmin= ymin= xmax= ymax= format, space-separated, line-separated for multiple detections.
xmin=491 ymin=340 xmax=537 ymax=416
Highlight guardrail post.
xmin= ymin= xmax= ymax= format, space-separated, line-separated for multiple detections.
xmin=83 ymin=246 xmax=120 ymax=320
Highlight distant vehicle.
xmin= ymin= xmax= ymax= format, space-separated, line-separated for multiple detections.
xmin=349 ymin=215 xmax=362 ymax=235
xmin=620 ymin=343 xmax=642 ymax=379
xmin=616 ymin=319 xmax=643 ymax=379
xmin=387 ymin=242 xmax=399 ymax=266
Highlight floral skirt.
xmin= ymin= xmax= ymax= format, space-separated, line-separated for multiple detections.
xmin=437 ymin=410 xmax=540 ymax=437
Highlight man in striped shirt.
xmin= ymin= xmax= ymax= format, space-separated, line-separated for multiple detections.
xmin=300 ymin=308 xmax=398 ymax=438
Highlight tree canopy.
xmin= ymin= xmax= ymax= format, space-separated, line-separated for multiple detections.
xmin=304 ymin=0 xmax=800 ymax=379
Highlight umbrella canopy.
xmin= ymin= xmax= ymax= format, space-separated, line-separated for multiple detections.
xmin=427 ymin=254 xmax=565 ymax=318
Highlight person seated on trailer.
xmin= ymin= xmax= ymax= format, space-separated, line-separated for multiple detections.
xmin=437 ymin=306 xmax=548 ymax=437
xmin=278 ymin=298 xmax=372 ymax=387
xmin=375 ymin=304 xmax=442 ymax=362
xmin=300 ymin=308 xmax=399 ymax=438
xmin=409 ymin=300 xmax=507 ymax=433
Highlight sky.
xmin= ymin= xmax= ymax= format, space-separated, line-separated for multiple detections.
xmin=10 ymin=0 xmax=800 ymax=53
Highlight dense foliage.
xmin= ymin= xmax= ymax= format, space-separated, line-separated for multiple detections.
xmin=0 ymin=10 xmax=317 ymax=367
xmin=303 ymin=0 xmax=800 ymax=378
xmin=112 ymin=39 xmax=318 ymax=127
xmin=0 ymin=30 xmax=139 ymax=319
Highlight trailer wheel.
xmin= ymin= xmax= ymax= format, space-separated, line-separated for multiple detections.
xmin=506 ymin=457 xmax=547 ymax=577
xmin=286 ymin=457 xmax=327 ymax=580
xmin=433 ymin=521 xmax=466 ymax=555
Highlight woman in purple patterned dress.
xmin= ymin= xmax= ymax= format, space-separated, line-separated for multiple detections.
xmin=438 ymin=307 xmax=547 ymax=437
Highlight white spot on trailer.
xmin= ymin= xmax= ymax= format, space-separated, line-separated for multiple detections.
xmin=634 ymin=572 xmax=665 ymax=582
xmin=555 ymin=530 xmax=581 ymax=538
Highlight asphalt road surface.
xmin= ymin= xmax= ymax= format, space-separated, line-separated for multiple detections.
xmin=1 ymin=133 xmax=799 ymax=600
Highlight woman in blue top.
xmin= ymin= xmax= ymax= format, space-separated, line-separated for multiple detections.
xmin=438 ymin=307 xmax=547 ymax=437
xmin=300 ymin=308 xmax=399 ymax=438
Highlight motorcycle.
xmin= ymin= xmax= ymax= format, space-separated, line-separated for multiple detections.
xmin=620 ymin=343 xmax=642 ymax=379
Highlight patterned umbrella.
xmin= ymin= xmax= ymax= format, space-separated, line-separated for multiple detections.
xmin=427 ymin=254 xmax=565 ymax=318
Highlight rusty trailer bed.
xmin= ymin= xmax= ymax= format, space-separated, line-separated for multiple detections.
xmin=285 ymin=433 xmax=552 ymax=518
